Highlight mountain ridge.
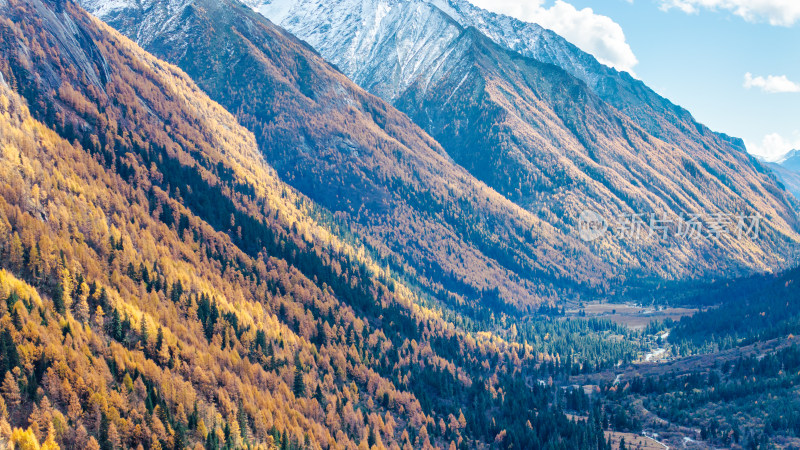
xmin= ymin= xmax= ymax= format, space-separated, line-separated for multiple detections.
xmin=78 ymin=0 xmax=628 ymax=310
xmin=81 ymin=0 xmax=800 ymax=295
xmin=429 ymin=0 xmax=749 ymax=155
xmin=254 ymin=0 xmax=800 ymax=269
xmin=247 ymin=0 xmax=748 ymax=154
xmin=779 ymin=149 xmax=800 ymax=172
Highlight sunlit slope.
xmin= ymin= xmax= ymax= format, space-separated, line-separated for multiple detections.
xmin=0 ymin=1 xmax=613 ymax=448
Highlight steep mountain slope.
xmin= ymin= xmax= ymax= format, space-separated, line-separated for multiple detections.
xmin=82 ymin=0 xmax=799 ymax=294
xmin=243 ymin=0 xmax=465 ymax=101
xmin=763 ymin=151 xmax=800 ymax=200
xmin=427 ymin=0 xmax=748 ymax=152
xmin=238 ymin=0 xmax=799 ymax=274
xmin=391 ymin=24 xmax=800 ymax=264
xmin=79 ymin=0 xmax=617 ymax=311
xmin=0 ymin=1 xmax=616 ymax=448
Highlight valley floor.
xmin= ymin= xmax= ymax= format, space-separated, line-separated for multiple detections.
xmin=565 ymin=300 xmax=699 ymax=330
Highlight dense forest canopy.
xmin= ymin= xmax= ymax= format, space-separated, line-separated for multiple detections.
xmin=1 ymin=0 xmax=799 ymax=449
xmin=0 ymin=0 xmax=630 ymax=448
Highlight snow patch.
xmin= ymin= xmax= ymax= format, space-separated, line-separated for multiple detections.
xmin=82 ymin=0 xmax=133 ymax=18
xmin=255 ymin=0 xmax=296 ymax=26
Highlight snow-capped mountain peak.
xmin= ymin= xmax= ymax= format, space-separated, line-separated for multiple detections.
xmin=779 ymin=149 xmax=800 ymax=164
xmin=778 ymin=149 xmax=800 ymax=172
xmin=242 ymin=0 xmax=465 ymax=100
xmin=242 ymin=0 xmax=591 ymax=97
xmin=244 ymin=0 xmax=745 ymax=152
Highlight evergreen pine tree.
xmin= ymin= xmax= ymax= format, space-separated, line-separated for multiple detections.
xmin=293 ymin=363 xmax=305 ymax=398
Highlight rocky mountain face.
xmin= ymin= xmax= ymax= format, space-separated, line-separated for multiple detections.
xmin=80 ymin=0 xmax=800 ymax=294
xmin=427 ymin=0 xmax=749 ymax=152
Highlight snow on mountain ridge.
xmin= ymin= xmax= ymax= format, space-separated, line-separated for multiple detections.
xmin=778 ymin=149 xmax=800 ymax=174
xmin=240 ymin=0 xmax=473 ymax=100
xmin=82 ymin=0 xmax=198 ymax=49
xmin=81 ymin=0 xmax=132 ymax=17
xmin=245 ymin=0 xmax=606 ymax=96
xmin=243 ymin=0 xmax=745 ymax=152
xmin=779 ymin=149 xmax=800 ymax=164
xmin=251 ymin=0 xmax=296 ymax=24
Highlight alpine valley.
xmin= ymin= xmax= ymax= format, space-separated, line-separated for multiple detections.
xmin=0 ymin=0 xmax=798 ymax=449
xmin=82 ymin=0 xmax=800 ymax=293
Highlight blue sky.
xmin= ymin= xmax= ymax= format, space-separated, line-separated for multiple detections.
xmin=468 ymin=0 xmax=800 ymax=161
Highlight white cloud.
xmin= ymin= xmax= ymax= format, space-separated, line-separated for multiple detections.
xmin=743 ymin=72 xmax=800 ymax=93
xmin=467 ymin=0 xmax=639 ymax=74
xmin=746 ymin=132 xmax=800 ymax=161
xmin=660 ymin=0 xmax=800 ymax=27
